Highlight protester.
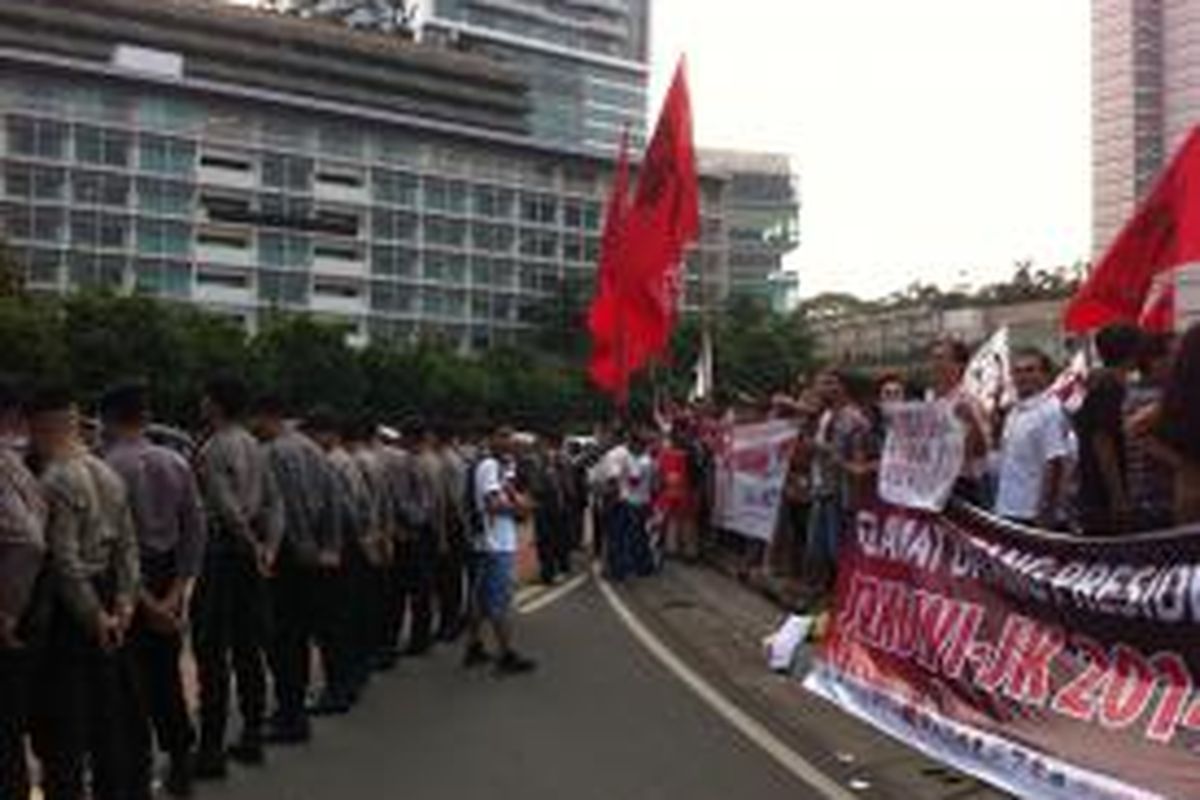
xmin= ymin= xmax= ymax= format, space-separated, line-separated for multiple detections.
xmin=192 ymin=376 xmax=282 ymax=779
xmin=928 ymin=338 xmax=992 ymax=504
xmin=1153 ymin=323 xmax=1200 ymax=527
xmin=992 ymin=349 xmax=1073 ymax=528
xmin=251 ymin=395 xmax=342 ymax=746
xmin=464 ymin=427 xmax=536 ymax=674
xmin=27 ymin=384 xmax=149 ymax=800
xmin=606 ymin=429 xmax=655 ymax=580
xmin=101 ymin=382 xmax=207 ymax=797
xmin=1125 ymin=333 xmax=1176 ymax=530
xmin=1074 ymin=324 xmax=1141 ymax=535
xmin=803 ymin=369 xmax=870 ymax=598
xmin=0 ymin=376 xmax=46 ymax=800
xmin=655 ymin=423 xmax=700 ymax=562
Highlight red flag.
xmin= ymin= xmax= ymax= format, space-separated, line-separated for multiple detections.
xmin=587 ymin=58 xmax=700 ymax=399
xmin=1065 ymin=125 xmax=1200 ymax=333
xmin=587 ymin=129 xmax=632 ymax=394
xmin=1138 ymin=277 xmax=1176 ymax=333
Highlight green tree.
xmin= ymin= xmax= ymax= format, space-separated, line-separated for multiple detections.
xmin=251 ymin=314 xmax=366 ymax=415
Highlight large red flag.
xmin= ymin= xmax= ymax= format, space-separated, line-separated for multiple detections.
xmin=587 ymin=59 xmax=700 ymax=399
xmin=1065 ymin=125 xmax=1200 ymax=333
xmin=587 ymin=129 xmax=632 ymax=394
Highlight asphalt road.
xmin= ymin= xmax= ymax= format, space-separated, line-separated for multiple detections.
xmin=200 ymin=578 xmax=819 ymax=800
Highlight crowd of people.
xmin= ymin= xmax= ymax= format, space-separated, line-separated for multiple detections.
xmin=0 ymin=375 xmax=583 ymax=800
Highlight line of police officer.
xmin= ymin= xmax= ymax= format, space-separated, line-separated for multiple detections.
xmin=0 ymin=374 xmax=476 ymax=799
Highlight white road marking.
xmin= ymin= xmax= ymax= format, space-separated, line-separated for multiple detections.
xmin=597 ymin=574 xmax=858 ymax=800
xmin=518 ymin=571 xmax=590 ymax=615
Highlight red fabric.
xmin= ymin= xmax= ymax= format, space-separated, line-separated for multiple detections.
xmin=1138 ymin=280 xmax=1176 ymax=333
xmin=588 ymin=129 xmax=632 ymax=394
xmin=654 ymin=446 xmax=695 ymax=514
xmin=1065 ymin=125 xmax=1200 ymax=333
xmin=587 ymin=60 xmax=700 ymax=399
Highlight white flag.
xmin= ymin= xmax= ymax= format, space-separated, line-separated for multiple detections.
xmin=962 ymin=326 xmax=1016 ymax=415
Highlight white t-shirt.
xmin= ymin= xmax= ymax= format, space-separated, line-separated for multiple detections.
xmin=617 ymin=450 xmax=654 ymax=507
xmin=994 ymin=394 xmax=1072 ymax=521
xmin=474 ymin=456 xmax=518 ymax=553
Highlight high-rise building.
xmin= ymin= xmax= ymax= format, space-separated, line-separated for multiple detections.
xmin=422 ymin=0 xmax=650 ymax=154
xmin=0 ymin=0 xmax=727 ymax=349
xmin=698 ymin=148 xmax=799 ymax=311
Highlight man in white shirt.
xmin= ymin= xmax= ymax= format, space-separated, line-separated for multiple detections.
xmin=994 ymin=349 xmax=1072 ymax=527
xmin=463 ymin=427 xmax=535 ymax=675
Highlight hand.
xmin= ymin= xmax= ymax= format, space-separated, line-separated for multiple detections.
xmin=95 ymin=611 xmax=122 ymax=652
xmin=141 ymin=598 xmax=180 ymax=635
xmin=0 ymin=613 xmax=23 ymax=650
xmin=256 ymin=545 xmax=278 ymax=577
xmin=317 ymin=549 xmax=342 ymax=570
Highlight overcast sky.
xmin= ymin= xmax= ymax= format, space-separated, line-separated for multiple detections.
xmin=648 ymin=0 xmax=1093 ymax=299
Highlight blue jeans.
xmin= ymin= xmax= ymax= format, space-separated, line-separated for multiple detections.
xmin=805 ymin=496 xmax=843 ymax=582
xmin=606 ymin=502 xmax=647 ymax=581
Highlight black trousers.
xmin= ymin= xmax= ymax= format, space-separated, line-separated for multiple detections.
xmin=268 ymin=548 xmax=319 ymax=725
xmin=0 ymin=571 xmax=48 ymax=800
xmin=131 ymin=553 xmax=194 ymax=759
xmin=32 ymin=581 xmax=152 ymax=800
xmin=535 ymin=507 xmax=570 ymax=583
xmin=191 ymin=545 xmax=270 ymax=754
xmin=395 ymin=531 xmax=436 ymax=651
xmin=435 ymin=537 xmax=468 ymax=637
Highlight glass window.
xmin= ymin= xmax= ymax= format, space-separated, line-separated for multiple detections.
xmin=137 ymin=179 xmax=193 ymax=215
xmin=73 ymin=171 xmax=128 ymax=207
xmin=585 ymin=236 xmax=600 ymax=263
xmin=318 ymin=126 xmax=362 ymax=159
xmin=370 ymin=280 xmax=414 ymax=313
xmin=140 ymin=135 xmax=194 ymax=175
xmin=471 ymin=222 xmax=514 ymax=253
xmin=137 ymin=220 xmax=191 ymax=256
xmin=259 ymin=270 xmax=309 ymax=305
xmin=259 ymin=232 xmax=312 ymax=269
xmin=134 ymin=258 xmax=191 ymax=297
xmin=424 ymin=177 xmax=467 ymax=214
xmin=519 ymin=229 xmax=558 ymax=259
xmin=584 ymin=201 xmax=601 ymax=230
xmin=372 ymin=169 xmax=419 ymax=206
xmin=31 ymin=207 xmax=63 ymax=243
xmin=371 ymin=209 xmax=417 ymax=241
xmin=424 ymin=217 xmax=467 ymax=248
xmin=27 ymin=248 xmax=60 ymax=286
xmin=563 ymin=234 xmax=584 ymax=262
xmin=492 ymin=260 xmax=514 ymax=288
xmin=520 ymin=193 xmax=558 ymax=225
xmin=370 ymin=245 xmax=418 ymax=278
xmin=563 ymin=200 xmax=584 ymax=229
xmin=6 ymin=116 xmax=67 ymax=159
xmin=75 ymin=125 xmax=130 ymax=167
xmin=470 ymin=256 xmax=492 ymax=286
xmin=259 ymin=193 xmax=311 ymax=222
xmin=1 ymin=202 xmax=31 ymax=239
xmin=68 ymin=251 xmax=124 ymax=290
xmin=136 ymin=97 xmax=198 ymax=133
xmin=472 ymin=185 xmax=514 ymax=218
xmin=33 ymin=167 xmax=66 ymax=201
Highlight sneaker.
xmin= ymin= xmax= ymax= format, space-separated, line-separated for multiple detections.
xmin=165 ymin=752 xmax=194 ymax=796
xmin=192 ymin=750 xmax=227 ymax=782
xmin=462 ymin=642 xmax=492 ymax=669
xmin=227 ymin=734 xmax=265 ymax=767
xmin=494 ymin=651 xmax=537 ymax=676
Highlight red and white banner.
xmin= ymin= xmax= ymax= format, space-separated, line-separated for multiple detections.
xmin=806 ymin=499 xmax=1200 ymax=799
xmin=712 ymin=420 xmax=798 ymax=542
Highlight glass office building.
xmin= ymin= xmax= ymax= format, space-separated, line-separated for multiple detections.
xmin=423 ymin=0 xmax=650 ymax=153
xmin=0 ymin=0 xmax=725 ymax=349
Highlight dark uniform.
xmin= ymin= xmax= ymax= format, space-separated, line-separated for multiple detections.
xmin=105 ymin=435 xmax=206 ymax=778
xmin=33 ymin=451 xmax=147 ymax=800
xmin=434 ymin=445 xmax=469 ymax=640
xmin=261 ymin=429 xmax=340 ymax=737
xmin=0 ymin=440 xmax=47 ymax=799
xmin=400 ymin=448 xmax=440 ymax=654
xmin=193 ymin=425 xmax=282 ymax=770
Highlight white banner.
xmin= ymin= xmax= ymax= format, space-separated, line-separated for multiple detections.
xmin=877 ymin=401 xmax=965 ymax=512
xmin=712 ymin=420 xmax=799 ymax=541
xmin=962 ymin=325 xmax=1015 ymax=415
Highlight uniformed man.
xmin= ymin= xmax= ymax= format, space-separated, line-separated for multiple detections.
xmin=192 ymin=376 xmax=283 ymax=779
xmin=401 ymin=420 xmax=441 ymax=656
xmin=434 ymin=424 xmax=469 ymax=642
xmin=0 ymin=376 xmax=47 ymax=800
xmin=303 ymin=410 xmax=362 ymax=715
xmin=250 ymin=395 xmax=341 ymax=745
xmin=101 ymin=382 xmax=207 ymax=798
xmin=26 ymin=384 xmax=149 ymax=800
xmin=346 ymin=419 xmax=394 ymax=671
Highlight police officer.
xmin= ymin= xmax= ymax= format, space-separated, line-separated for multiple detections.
xmin=27 ymin=384 xmax=149 ymax=800
xmin=0 ymin=376 xmax=47 ymax=799
xmin=250 ymin=395 xmax=341 ymax=744
xmin=192 ymin=376 xmax=283 ymax=779
xmin=101 ymin=382 xmax=206 ymax=798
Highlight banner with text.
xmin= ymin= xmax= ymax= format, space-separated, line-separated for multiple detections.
xmin=877 ymin=401 xmax=965 ymax=512
xmin=805 ymin=501 xmax=1200 ymax=799
xmin=712 ymin=420 xmax=798 ymax=541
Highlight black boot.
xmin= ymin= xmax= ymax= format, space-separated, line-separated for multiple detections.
xmin=227 ymin=729 xmax=266 ymax=766
xmin=164 ymin=751 xmax=195 ymax=797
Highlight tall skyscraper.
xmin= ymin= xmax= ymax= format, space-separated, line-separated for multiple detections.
xmin=1092 ymin=0 xmax=1200 ymax=253
xmin=422 ymin=0 xmax=650 ymax=154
